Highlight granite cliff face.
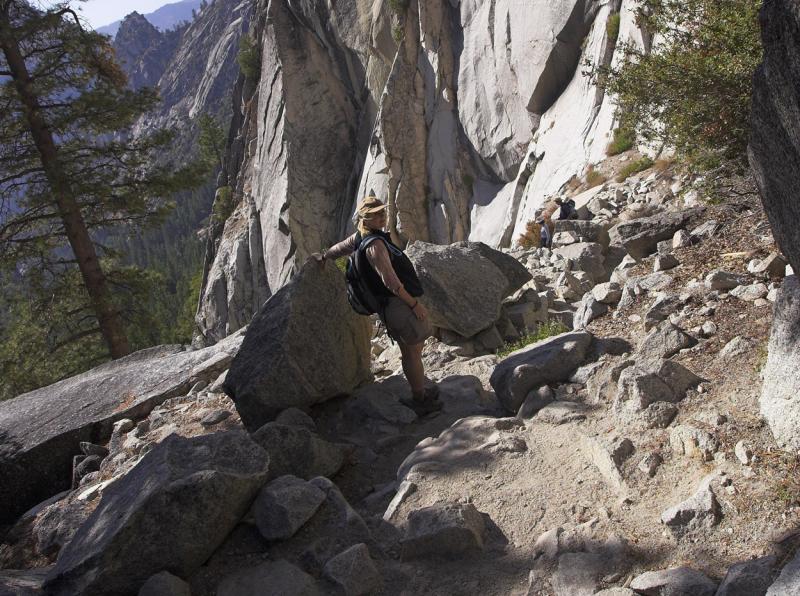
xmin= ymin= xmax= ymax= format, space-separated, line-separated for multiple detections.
xmin=196 ymin=0 xmax=650 ymax=344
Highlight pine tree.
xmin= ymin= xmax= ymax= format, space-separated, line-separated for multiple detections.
xmin=0 ymin=0 xmax=205 ymax=361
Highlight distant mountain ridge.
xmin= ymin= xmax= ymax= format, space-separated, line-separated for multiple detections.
xmin=97 ymin=0 xmax=203 ymax=38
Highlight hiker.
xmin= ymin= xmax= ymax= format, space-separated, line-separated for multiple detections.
xmin=556 ymin=197 xmax=578 ymax=221
xmin=309 ymin=196 xmax=442 ymax=414
xmin=537 ymin=197 xmax=561 ymax=249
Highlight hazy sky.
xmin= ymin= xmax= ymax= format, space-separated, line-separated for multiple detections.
xmin=37 ymin=1 xmax=172 ymax=29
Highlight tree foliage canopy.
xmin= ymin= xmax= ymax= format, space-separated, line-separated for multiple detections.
xmin=597 ymin=0 xmax=762 ymax=170
xmin=0 ymin=0 xmax=208 ymax=397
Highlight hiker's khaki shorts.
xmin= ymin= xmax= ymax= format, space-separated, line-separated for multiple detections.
xmin=382 ymin=297 xmax=432 ymax=345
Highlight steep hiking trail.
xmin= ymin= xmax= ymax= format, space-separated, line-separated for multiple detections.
xmin=1 ymin=159 xmax=799 ymax=596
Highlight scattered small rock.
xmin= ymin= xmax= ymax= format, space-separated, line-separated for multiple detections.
xmin=700 ymin=321 xmax=717 ymax=338
xmin=400 ymin=503 xmax=487 ymax=559
xmin=670 ymin=426 xmax=720 ymax=461
xmin=536 ymin=401 xmax=588 ymax=425
xmin=706 ymin=270 xmax=749 ymax=291
xmin=630 ymin=566 xmax=717 ymax=596
xmin=638 ymin=452 xmax=663 ymax=477
xmin=717 ymin=336 xmax=752 ymax=361
xmin=654 ymin=254 xmax=679 ymax=272
xmin=252 ymin=475 xmax=326 ymax=541
xmin=730 ymin=283 xmax=769 ymax=302
xmin=609 ymin=438 xmax=635 ymax=467
xmin=734 ymin=441 xmax=753 ymax=465
xmin=661 ymin=474 xmax=722 ymax=536
xmin=200 ymin=410 xmax=232 ymax=427
xmin=323 ymin=543 xmax=381 ymax=596
xmin=672 ymin=229 xmax=691 ymax=249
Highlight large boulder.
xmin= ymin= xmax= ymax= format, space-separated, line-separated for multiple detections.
xmin=0 ymin=333 xmax=241 ymax=526
xmin=761 ymin=275 xmax=800 ymax=449
xmin=224 ymin=261 xmax=372 ymax=431
xmin=608 ymin=211 xmax=697 ymax=259
xmin=405 ymin=241 xmax=532 ymax=338
xmin=749 ymin=0 xmax=800 ymax=275
xmin=553 ymin=219 xmax=610 ymax=248
xmin=44 ymin=432 xmax=269 ymax=596
xmin=555 ymin=242 xmax=607 ymax=282
xmin=490 ymin=331 xmax=593 ymax=413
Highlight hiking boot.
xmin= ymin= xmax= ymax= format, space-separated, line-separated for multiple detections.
xmin=400 ymin=394 xmax=443 ymax=416
xmin=423 ymin=384 xmax=440 ymax=401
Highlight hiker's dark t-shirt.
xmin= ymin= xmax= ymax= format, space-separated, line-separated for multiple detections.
xmin=324 ymin=232 xmax=403 ymax=295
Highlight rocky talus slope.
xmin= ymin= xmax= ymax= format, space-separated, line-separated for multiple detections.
xmin=1 ymin=156 xmax=799 ymax=596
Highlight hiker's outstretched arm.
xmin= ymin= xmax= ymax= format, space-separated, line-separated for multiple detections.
xmin=321 ymin=233 xmax=358 ymax=260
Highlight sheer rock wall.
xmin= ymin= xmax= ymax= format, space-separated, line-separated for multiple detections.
xmin=196 ymin=0 xmax=648 ymax=344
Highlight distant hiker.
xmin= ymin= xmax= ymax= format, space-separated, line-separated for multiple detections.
xmin=537 ymin=197 xmax=561 ymax=249
xmin=310 ymin=196 xmax=443 ymax=415
xmin=556 ymin=197 xmax=578 ymax=221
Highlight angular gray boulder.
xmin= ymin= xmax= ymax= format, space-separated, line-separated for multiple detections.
xmin=44 ymin=432 xmax=269 ymax=596
xmin=630 ymin=567 xmax=717 ymax=596
xmin=266 ymin=476 xmax=372 ymax=573
xmin=716 ymin=556 xmax=776 ymax=596
xmin=609 ymin=211 xmax=697 ymax=259
xmin=251 ymin=423 xmax=348 ymax=481
xmin=749 ymin=0 xmax=800 ymax=275
xmin=660 ymin=475 xmax=721 ymax=537
xmin=400 ymin=503 xmax=486 ymax=560
xmin=0 ymin=333 xmax=241 ymax=526
xmin=224 ymin=261 xmax=372 ymax=431
xmin=490 ymin=331 xmax=593 ymax=414
xmin=555 ymin=242 xmax=607 ymax=282
xmin=252 ymin=475 xmax=327 ymax=541
xmin=323 ymin=543 xmax=382 ymax=596
xmin=553 ymin=219 xmax=610 ymax=248
xmin=761 ymin=275 xmax=800 ymax=449
xmin=405 ymin=241 xmax=532 ymax=338
xmin=767 ymin=548 xmax=800 ymax=596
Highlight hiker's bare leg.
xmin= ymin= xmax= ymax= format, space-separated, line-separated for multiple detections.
xmin=399 ymin=341 xmax=425 ymax=399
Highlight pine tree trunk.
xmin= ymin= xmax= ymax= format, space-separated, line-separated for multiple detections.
xmin=0 ymin=11 xmax=131 ymax=359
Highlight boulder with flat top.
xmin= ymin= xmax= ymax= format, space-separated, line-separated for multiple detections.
xmin=224 ymin=261 xmax=372 ymax=431
xmin=405 ymin=241 xmax=531 ymax=338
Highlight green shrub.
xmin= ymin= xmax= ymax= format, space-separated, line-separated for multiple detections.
xmin=607 ymin=125 xmax=635 ymax=156
xmin=335 ymin=256 xmax=347 ymax=273
xmin=606 ymin=12 xmax=621 ymax=45
xmin=237 ymin=34 xmax=261 ymax=81
xmin=616 ymin=157 xmax=654 ymax=182
xmin=593 ymin=0 xmax=762 ymax=170
xmin=497 ymin=321 xmax=568 ymax=358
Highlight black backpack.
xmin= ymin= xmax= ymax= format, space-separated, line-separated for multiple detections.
xmin=345 ymin=232 xmax=423 ymax=315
